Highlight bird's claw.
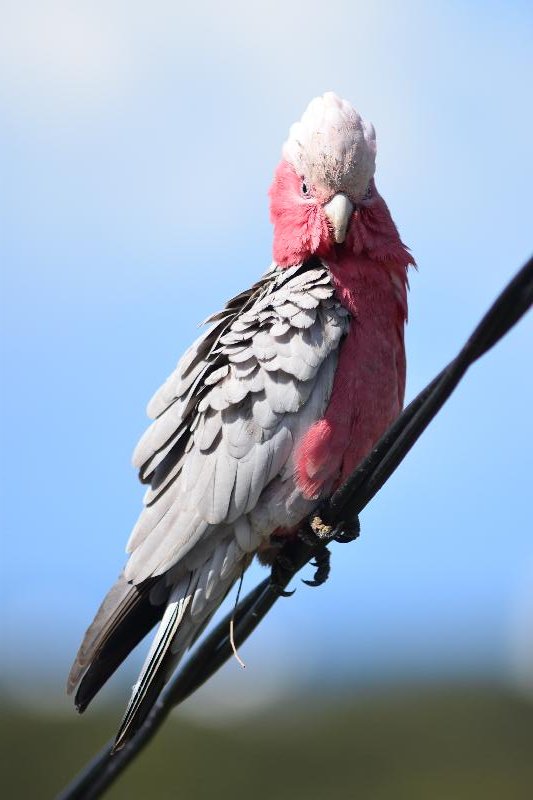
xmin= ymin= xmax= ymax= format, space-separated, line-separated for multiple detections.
xmin=271 ymin=585 xmax=296 ymax=598
xmin=269 ymin=553 xmax=297 ymax=597
xmin=300 ymin=509 xmax=360 ymax=546
xmin=302 ymin=547 xmax=331 ymax=588
xmin=269 ymin=512 xmax=359 ymax=596
xmin=333 ymin=517 xmax=360 ymax=544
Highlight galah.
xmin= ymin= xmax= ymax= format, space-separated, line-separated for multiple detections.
xmin=68 ymin=92 xmax=414 ymax=748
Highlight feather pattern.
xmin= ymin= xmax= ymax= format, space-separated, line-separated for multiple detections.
xmin=69 ymin=257 xmax=349 ymax=741
xmin=125 ymin=258 xmax=347 ymax=581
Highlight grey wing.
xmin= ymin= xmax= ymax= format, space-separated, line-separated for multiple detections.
xmin=125 ymin=259 xmax=349 ymax=583
xmin=68 ymin=259 xmax=349 ymax=739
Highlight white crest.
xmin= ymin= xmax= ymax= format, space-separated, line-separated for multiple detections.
xmin=283 ymin=92 xmax=376 ymax=201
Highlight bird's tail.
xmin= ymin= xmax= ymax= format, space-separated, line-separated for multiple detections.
xmin=67 ymin=573 xmax=166 ymax=713
xmin=113 ymin=542 xmax=250 ymax=750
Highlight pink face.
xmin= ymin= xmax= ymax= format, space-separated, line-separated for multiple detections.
xmin=269 ymin=161 xmax=331 ymax=267
xmin=269 ymin=160 xmax=374 ymax=268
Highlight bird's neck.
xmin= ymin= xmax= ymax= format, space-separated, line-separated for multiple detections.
xmin=325 ymin=193 xmax=413 ymax=322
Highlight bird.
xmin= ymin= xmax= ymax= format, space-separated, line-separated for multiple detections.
xmin=67 ymin=91 xmax=414 ymax=749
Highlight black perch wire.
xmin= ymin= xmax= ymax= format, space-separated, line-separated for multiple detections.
xmin=58 ymin=257 xmax=533 ymax=800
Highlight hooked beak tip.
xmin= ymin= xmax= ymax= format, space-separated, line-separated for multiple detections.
xmin=323 ymin=193 xmax=354 ymax=245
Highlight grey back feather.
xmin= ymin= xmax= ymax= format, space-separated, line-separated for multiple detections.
xmin=125 ymin=259 xmax=349 ymax=583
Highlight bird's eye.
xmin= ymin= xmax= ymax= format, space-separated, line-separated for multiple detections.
xmin=301 ymin=181 xmax=309 ymax=195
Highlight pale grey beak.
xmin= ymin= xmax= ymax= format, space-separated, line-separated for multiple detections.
xmin=323 ymin=193 xmax=354 ymax=244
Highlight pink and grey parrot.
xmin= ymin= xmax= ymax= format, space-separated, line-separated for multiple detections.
xmin=68 ymin=92 xmax=414 ymax=748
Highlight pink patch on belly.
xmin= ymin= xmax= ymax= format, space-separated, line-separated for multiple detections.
xmin=295 ymin=253 xmax=406 ymax=499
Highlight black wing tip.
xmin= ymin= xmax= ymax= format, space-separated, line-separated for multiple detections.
xmin=67 ymin=578 xmax=166 ymax=715
xmin=112 ymin=673 xmax=166 ymax=753
xmin=74 ymin=674 xmax=97 ymax=714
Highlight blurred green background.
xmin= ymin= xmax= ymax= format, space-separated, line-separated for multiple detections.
xmin=3 ymin=685 xmax=533 ymax=799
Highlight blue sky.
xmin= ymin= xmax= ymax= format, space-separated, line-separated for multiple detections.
xmin=1 ymin=0 xmax=532 ymax=716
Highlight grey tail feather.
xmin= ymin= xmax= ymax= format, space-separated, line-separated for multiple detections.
xmin=112 ymin=575 xmax=196 ymax=751
xmin=67 ymin=573 xmax=167 ymax=713
xmin=112 ymin=558 xmax=247 ymax=751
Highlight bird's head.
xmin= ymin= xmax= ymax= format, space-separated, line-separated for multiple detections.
xmin=270 ymin=92 xmax=404 ymax=268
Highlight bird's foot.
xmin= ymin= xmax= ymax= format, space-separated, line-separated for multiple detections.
xmin=302 ymin=547 xmax=331 ymax=588
xmin=268 ymin=510 xmax=360 ymax=596
xmin=269 ymin=553 xmax=296 ymax=597
xmin=333 ymin=518 xmax=361 ymax=544
xmin=299 ymin=505 xmax=361 ymax=546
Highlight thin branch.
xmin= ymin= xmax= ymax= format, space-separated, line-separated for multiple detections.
xmin=57 ymin=257 xmax=533 ymax=800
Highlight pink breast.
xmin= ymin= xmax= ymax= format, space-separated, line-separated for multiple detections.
xmin=295 ymin=253 xmax=406 ymax=499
